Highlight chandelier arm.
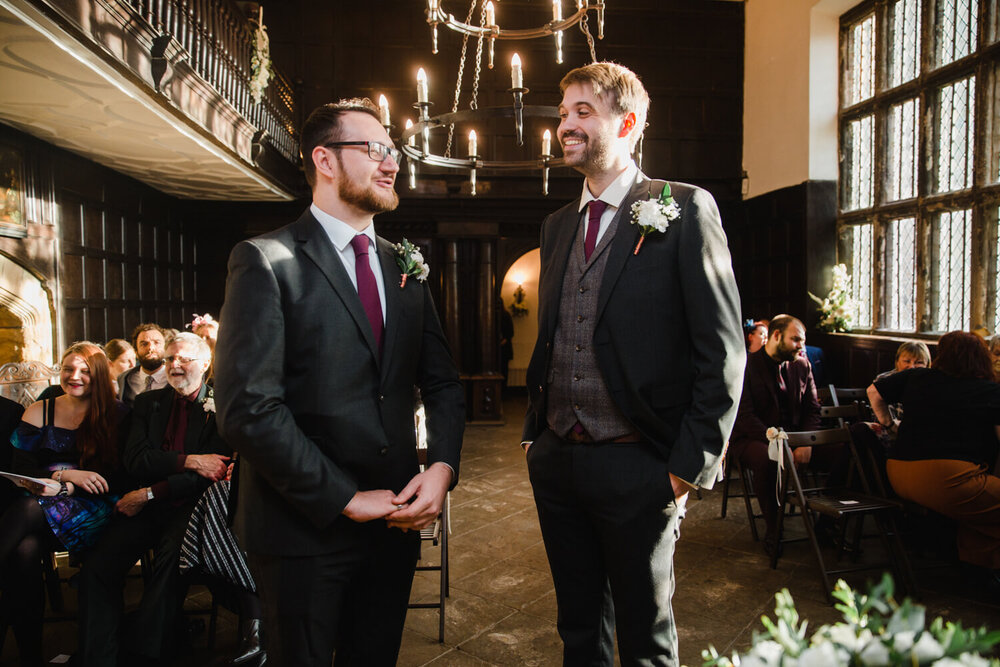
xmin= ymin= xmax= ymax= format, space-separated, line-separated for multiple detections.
xmin=428 ymin=4 xmax=603 ymax=40
xmin=402 ymin=144 xmax=566 ymax=171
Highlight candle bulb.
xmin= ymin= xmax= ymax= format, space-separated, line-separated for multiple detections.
xmin=378 ymin=94 xmax=390 ymax=126
xmin=416 ymin=68 xmax=428 ymax=104
xmin=511 ymin=53 xmax=522 ymax=89
xmin=552 ymin=0 xmax=562 ymax=22
xmin=542 ymin=129 xmax=551 ymax=155
xmin=486 ymin=1 xmax=495 ymax=26
xmin=405 ymin=119 xmax=415 ymax=147
xmin=469 ymin=130 xmax=477 ymax=157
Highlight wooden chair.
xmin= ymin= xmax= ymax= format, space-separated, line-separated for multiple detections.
xmin=407 ymin=447 xmax=450 ymax=643
xmin=772 ymin=424 xmax=916 ymax=602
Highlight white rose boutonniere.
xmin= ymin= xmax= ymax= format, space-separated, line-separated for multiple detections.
xmin=202 ymin=387 xmax=216 ymax=414
xmin=394 ymin=238 xmax=430 ymax=288
xmin=630 ymin=182 xmax=680 ymax=255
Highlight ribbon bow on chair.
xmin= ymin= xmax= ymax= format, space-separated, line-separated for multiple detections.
xmin=766 ymin=426 xmax=788 ymax=505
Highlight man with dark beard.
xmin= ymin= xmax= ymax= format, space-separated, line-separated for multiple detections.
xmin=117 ymin=323 xmax=168 ymax=405
xmin=731 ymin=314 xmax=823 ymax=554
xmin=214 ymin=98 xmax=464 ymax=666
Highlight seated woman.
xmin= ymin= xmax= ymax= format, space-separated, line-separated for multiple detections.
xmin=0 ymin=342 xmax=129 ymax=665
xmin=104 ymin=338 xmax=136 ymax=393
xmin=745 ymin=320 xmax=768 ymax=354
xmin=867 ymin=331 xmax=1000 ymax=586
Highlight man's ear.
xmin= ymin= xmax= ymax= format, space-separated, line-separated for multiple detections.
xmin=312 ymin=145 xmax=337 ymax=182
xmin=619 ymin=112 xmax=637 ymax=138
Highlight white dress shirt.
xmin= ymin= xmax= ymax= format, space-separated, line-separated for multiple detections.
xmin=127 ymin=364 xmax=168 ymax=397
xmin=577 ymin=160 xmax=640 ymax=247
xmin=311 ymin=203 xmax=387 ymax=321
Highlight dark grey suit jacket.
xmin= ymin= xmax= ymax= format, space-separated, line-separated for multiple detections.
xmin=523 ymin=175 xmax=745 ymax=488
xmin=215 ymin=209 xmax=465 ymax=556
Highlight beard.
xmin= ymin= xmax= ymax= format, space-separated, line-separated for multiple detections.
xmin=138 ymin=356 xmax=164 ymax=372
xmin=561 ymin=131 xmax=614 ymax=174
xmin=337 ymin=163 xmax=399 ymax=214
xmin=776 ymin=344 xmax=800 ymax=363
xmin=167 ymin=371 xmax=199 ymax=395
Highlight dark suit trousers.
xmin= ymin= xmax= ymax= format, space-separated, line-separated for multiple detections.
xmin=78 ymin=502 xmax=195 ymax=666
xmin=527 ymin=429 xmax=685 ymax=667
xmin=247 ymin=521 xmax=420 ymax=667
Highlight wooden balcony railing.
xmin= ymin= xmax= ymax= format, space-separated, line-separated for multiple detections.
xmin=128 ymin=0 xmax=299 ymax=165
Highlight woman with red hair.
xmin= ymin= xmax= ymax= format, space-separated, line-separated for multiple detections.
xmin=868 ymin=331 xmax=1000 ymax=585
xmin=0 ymin=342 xmax=129 ymax=665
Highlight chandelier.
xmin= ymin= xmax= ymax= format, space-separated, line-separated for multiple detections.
xmin=376 ymin=1 xmax=607 ymax=196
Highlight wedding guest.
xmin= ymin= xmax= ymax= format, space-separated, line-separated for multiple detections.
xmin=117 ymin=323 xmax=168 ymax=406
xmin=988 ymin=335 xmax=1000 ymax=378
xmin=731 ymin=315 xmax=823 ymax=553
xmin=78 ymin=332 xmax=230 ymax=666
xmin=0 ymin=342 xmax=128 ymax=666
xmin=104 ymin=339 xmax=136 ymax=389
xmin=188 ymin=313 xmax=219 ymax=354
xmin=746 ymin=320 xmax=768 ymax=354
xmin=868 ymin=331 xmax=1000 ymax=584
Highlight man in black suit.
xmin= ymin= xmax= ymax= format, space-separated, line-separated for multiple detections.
xmin=731 ymin=315 xmax=823 ymax=552
xmin=78 ymin=332 xmax=230 ymax=666
xmin=522 ymin=62 xmax=745 ymax=665
xmin=215 ymin=98 xmax=465 ymax=666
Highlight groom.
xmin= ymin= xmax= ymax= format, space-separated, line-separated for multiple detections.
xmin=215 ymin=98 xmax=464 ymax=666
xmin=522 ymin=62 xmax=745 ymax=665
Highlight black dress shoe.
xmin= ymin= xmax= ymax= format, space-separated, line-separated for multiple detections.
xmin=232 ymin=618 xmax=265 ymax=666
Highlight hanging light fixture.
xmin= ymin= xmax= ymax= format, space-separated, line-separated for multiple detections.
xmin=377 ymin=0 xmax=608 ymax=195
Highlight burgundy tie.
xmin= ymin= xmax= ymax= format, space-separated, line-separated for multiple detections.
xmin=350 ymin=235 xmax=384 ymax=354
xmin=584 ymin=200 xmax=608 ymax=261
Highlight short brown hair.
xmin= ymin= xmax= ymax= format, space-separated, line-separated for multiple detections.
xmin=895 ymin=341 xmax=931 ymax=366
xmin=131 ymin=323 xmax=165 ymax=348
xmin=300 ymin=98 xmax=382 ymax=188
xmin=932 ymin=331 xmax=994 ymax=381
xmin=768 ymin=314 xmax=803 ymax=338
xmin=104 ymin=338 xmax=133 ymax=363
xmin=559 ymin=62 xmax=649 ymax=151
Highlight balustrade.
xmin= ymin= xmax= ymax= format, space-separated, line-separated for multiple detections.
xmin=123 ymin=0 xmax=299 ymax=165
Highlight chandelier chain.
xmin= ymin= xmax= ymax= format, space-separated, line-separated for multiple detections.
xmin=580 ymin=13 xmax=598 ymax=63
xmin=470 ymin=1 xmax=488 ymax=112
xmin=445 ymin=0 xmax=478 ymax=158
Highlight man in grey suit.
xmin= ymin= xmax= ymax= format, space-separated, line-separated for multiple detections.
xmin=522 ymin=63 xmax=745 ymax=665
xmin=215 ymin=98 xmax=465 ymax=666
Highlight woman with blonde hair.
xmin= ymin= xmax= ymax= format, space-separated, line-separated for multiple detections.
xmin=0 ymin=342 xmax=129 ymax=664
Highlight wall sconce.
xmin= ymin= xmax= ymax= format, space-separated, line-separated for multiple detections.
xmin=510 ymin=283 xmax=528 ymax=317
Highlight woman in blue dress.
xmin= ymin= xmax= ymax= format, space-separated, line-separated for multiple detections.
xmin=0 ymin=341 xmax=129 ymax=665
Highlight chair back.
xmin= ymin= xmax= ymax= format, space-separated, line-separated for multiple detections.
xmin=0 ymin=361 xmax=59 ymax=407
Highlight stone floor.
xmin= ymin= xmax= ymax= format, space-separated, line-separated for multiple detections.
xmin=3 ymin=392 xmax=998 ymax=666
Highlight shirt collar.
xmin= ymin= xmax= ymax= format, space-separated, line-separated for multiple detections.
xmin=310 ymin=203 xmax=377 ymax=252
xmin=140 ymin=365 xmax=167 ymax=381
xmin=577 ymin=161 xmax=640 ymax=213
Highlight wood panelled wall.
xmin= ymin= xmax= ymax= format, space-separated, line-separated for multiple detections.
xmin=0 ymin=123 xmax=223 ymax=349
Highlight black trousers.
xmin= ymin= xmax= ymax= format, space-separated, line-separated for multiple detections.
xmin=247 ymin=520 xmax=420 ymax=667
xmin=527 ymin=429 xmax=685 ymax=667
xmin=78 ymin=502 xmax=195 ymax=666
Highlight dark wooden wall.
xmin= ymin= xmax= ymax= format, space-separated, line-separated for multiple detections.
xmin=0 ymin=122 xmax=224 ymax=347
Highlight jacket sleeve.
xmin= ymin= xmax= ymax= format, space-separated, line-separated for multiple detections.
xmin=665 ymin=186 xmax=746 ymax=489
xmin=521 ymin=214 xmax=552 ymax=444
xmin=214 ymin=240 xmax=360 ymax=527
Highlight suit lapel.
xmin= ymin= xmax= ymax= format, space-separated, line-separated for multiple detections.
xmin=296 ymin=214 xmax=381 ymax=360
xmin=542 ymin=202 xmax=582 ymax=338
xmin=184 ymin=396 xmax=207 ymax=454
xmin=596 ymin=176 xmax=652 ymax=321
xmin=377 ymin=236 xmax=400 ymax=375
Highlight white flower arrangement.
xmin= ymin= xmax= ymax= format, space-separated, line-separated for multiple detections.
xmin=629 ymin=183 xmax=680 ymax=254
xmin=703 ymin=575 xmax=1000 ymax=667
xmin=202 ymin=387 xmax=216 ymax=414
xmin=808 ymin=263 xmax=859 ymax=333
xmin=394 ymin=238 xmax=430 ymax=287
xmin=248 ymin=8 xmax=273 ymax=105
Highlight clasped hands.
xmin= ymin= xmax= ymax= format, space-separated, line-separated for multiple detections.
xmin=343 ymin=462 xmax=452 ymax=531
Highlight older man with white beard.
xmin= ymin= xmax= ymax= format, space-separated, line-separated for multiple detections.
xmin=78 ymin=332 xmax=231 ymax=666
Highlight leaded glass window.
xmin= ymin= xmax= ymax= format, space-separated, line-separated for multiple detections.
xmin=930 ymin=210 xmax=972 ymax=331
xmin=887 ymin=99 xmax=919 ymax=201
xmin=884 ymin=218 xmax=917 ymax=330
xmin=935 ymin=76 xmax=975 ymax=193
xmin=889 ymin=0 xmax=921 ymax=87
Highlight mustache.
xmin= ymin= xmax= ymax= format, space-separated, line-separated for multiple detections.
xmin=560 ymin=132 xmax=586 ymax=143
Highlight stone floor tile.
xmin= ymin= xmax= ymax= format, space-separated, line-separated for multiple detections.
xmin=456 ymin=611 xmax=562 ymax=667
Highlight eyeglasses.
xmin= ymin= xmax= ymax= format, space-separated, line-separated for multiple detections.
xmin=324 ymin=141 xmax=402 ymax=164
xmin=165 ymin=355 xmax=201 ymax=365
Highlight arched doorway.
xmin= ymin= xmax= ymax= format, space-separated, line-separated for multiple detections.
xmin=500 ymin=248 xmax=540 ymax=387
xmin=0 ymin=255 xmax=55 ymax=363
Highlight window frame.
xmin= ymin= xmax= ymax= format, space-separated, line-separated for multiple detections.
xmin=837 ymin=0 xmax=1000 ymax=337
